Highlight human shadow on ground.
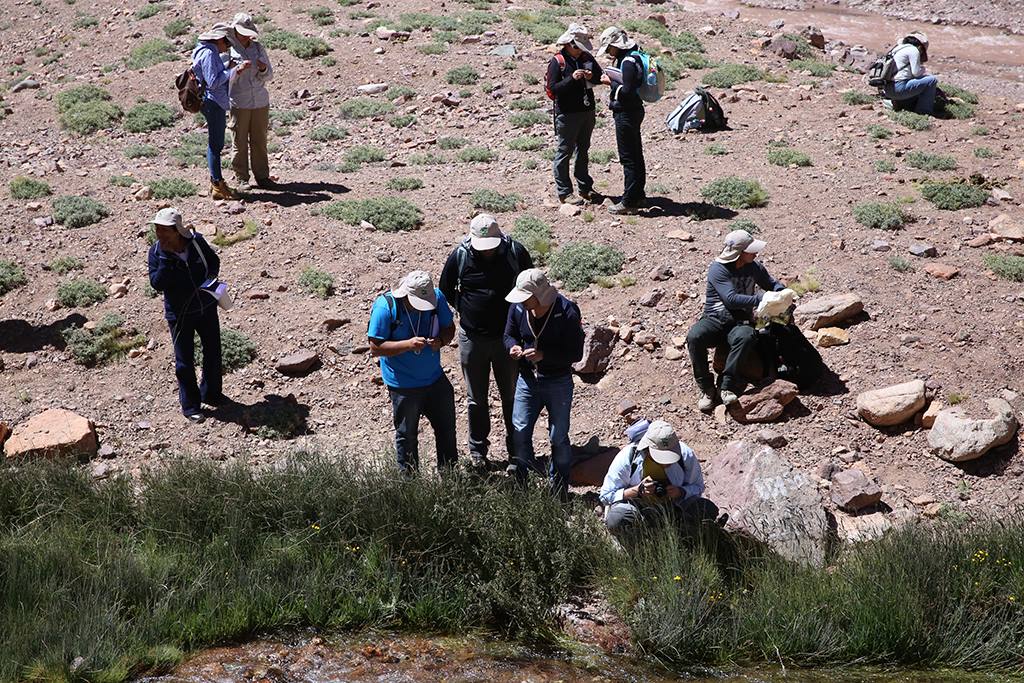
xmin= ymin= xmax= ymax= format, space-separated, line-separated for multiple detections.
xmin=208 ymin=393 xmax=312 ymax=438
xmin=243 ymin=181 xmax=350 ymax=208
xmin=957 ymin=435 xmax=1019 ymax=479
xmin=642 ymin=197 xmax=738 ymax=221
xmin=0 ymin=313 xmax=87 ymax=353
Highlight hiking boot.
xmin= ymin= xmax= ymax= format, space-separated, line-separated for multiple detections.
xmin=560 ymin=194 xmax=584 ymax=206
xmin=210 ymin=180 xmax=236 ymax=200
xmin=720 ymin=389 xmax=739 ymax=406
xmin=469 ymin=454 xmax=489 ymax=471
xmin=607 ymin=201 xmax=637 ymax=216
xmin=185 ymin=413 xmax=205 ymax=424
xmin=579 ymin=190 xmax=603 ymax=204
xmin=255 ymin=178 xmax=276 ymax=189
xmin=698 ymin=390 xmax=718 ymax=412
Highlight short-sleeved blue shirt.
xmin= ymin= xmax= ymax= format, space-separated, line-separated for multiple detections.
xmin=367 ymin=289 xmax=453 ymax=389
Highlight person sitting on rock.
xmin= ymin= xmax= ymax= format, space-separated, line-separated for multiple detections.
xmin=599 ymin=420 xmax=718 ymax=537
xmin=686 ymin=229 xmax=786 ymax=411
xmin=368 ymin=270 xmax=458 ymax=477
xmin=886 ymin=32 xmax=938 ymax=116
xmin=504 ymin=269 xmax=585 ymax=493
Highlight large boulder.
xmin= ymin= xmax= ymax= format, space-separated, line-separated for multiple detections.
xmin=706 ymin=441 xmax=829 ymax=566
xmin=4 ymin=409 xmax=98 ymax=459
xmin=767 ymin=33 xmax=800 ymax=59
xmin=732 ymin=380 xmax=799 ymax=423
xmin=837 ymin=512 xmax=892 ymax=544
xmin=830 ymin=469 xmax=882 ymax=511
xmin=573 ymin=325 xmax=617 ymax=375
xmin=927 ymin=398 xmax=1019 ymax=463
xmin=856 ymin=380 xmax=926 ymax=427
xmin=988 ymin=214 xmax=1024 ymax=242
xmin=794 ymin=293 xmax=864 ymax=330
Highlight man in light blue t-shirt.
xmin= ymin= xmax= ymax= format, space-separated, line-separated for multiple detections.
xmin=368 ymin=270 xmax=458 ymax=475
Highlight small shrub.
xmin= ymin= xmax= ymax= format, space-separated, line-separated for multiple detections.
xmin=842 ymin=91 xmax=874 ymax=105
xmin=322 ymin=55 xmax=337 ymax=66
xmin=974 ymin=147 xmax=994 ymax=159
xmin=728 ymin=218 xmax=759 ymax=234
xmin=269 ymin=109 xmax=306 ymax=129
xmin=298 ymin=267 xmax=335 ymax=298
xmin=417 ymin=43 xmax=448 ymax=55
xmin=72 ymin=14 xmax=98 ymax=28
xmin=852 ymin=201 xmax=909 ymax=230
xmin=510 ymin=111 xmax=547 ymax=128
xmin=389 ymin=114 xmax=416 ymax=129
xmin=170 ymin=131 xmax=226 ymax=167
xmin=767 ymin=146 xmax=812 ymax=167
xmin=788 ymin=269 xmax=821 ymax=295
xmin=970 ymin=125 xmax=989 ymax=136
xmin=509 ymin=98 xmax=541 ymax=110
xmin=700 ymin=177 xmax=768 ymax=209
xmin=471 ymin=189 xmax=521 ymax=213
xmin=10 ymin=176 xmax=51 ymax=200
xmin=790 ymin=59 xmax=833 ymax=77
xmin=124 ymin=101 xmax=175 ymax=132
xmin=307 ymin=125 xmax=348 ymax=141
xmin=704 ymin=143 xmax=728 ymax=156
xmin=942 ymin=84 xmax=978 ymax=105
xmin=339 ymin=97 xmax=394 ymax=119
xmin=198 ymin=328 xmax=256 ymax=371
xmin=309 ymin=6 xmax=334 ymax=25
xmin=920 ymin=180 xmax=988 ymax=210
xmin=984 ymin=254 xmax=1024 ymax=282
xmin=511 ymin=215 xmax=552 ymax=266
xmin=57 ymin=85 xmax=111 ymax=115
xmin=126 ymin=39 xmax=176 ymax=70
xmin=457 ymin=146 xmax=495 ymax=163
xmin=523 ymin=74 xmax=539 ymax=86
xmin=63 ymin=314 xmax=144 ymax=367
xmin=288 ymin=36 xmax=329 ymax=59
xmin=345 ymin=145 xmax=386 ymax=165
xmin=388 ymin=85 xmax=416 ymax=99
xmin=125 ymin=143 xmax=159 ymax=159
xmin=507 ymin=135 xmax=544 ymax=152
xmin=150 ymin=178 xmax=197 ymax=199
xmin=702 ymin=64 xmax=767 ymax=88
xmin=590 ymin=149 xmax=616 ymax=164
xmin=52 ymin=195 xmax=111 ymax=228
xmin=163 ymin=17 xmax=191 ymax=38
xmin=56 ymin=278 xmax=107 ymax=307
xmin=438 ymin=136 xmax=468 ymax=150
xmin=319 ymin=197 xmax=423 ymax=232
xmin=889 ymin=255 xmax=913 ymax=272
xmin=549 ymin=242 xmax=625 ymax=291
xmin=50 ymin=256 xmax=84 ymax=274
xmin=57 ymin=86 xmax=123 ymax=135
xmin=947 ymin=392 xmax=968 ymax=406
xmin=510 ymin=11 xmax=566 ymax=45
xmin=867 ymin=124 xmax=892 ymax=139
xmin=446 ymin=65 xmax=480 ymax=85
xmin=0 ymin=259 xmax=27 ymax=296
xmin=109 ymin=174 xmax=135 ymax=187
xmin=409 ymin=151 xmax=445 ymax=165
xmin=134 ymin=3 xmax=163 ymax=20
xmin=889 ymin=110 xmax=931 ymax=131
xmin=905 ymin=150 xmax=957 ymax=171
xmin=212 ymin=219 xmax=260 ymax=247
xmin=385 ymin=177 xmax=424 ymax=191
xmin=874 ymin=159 xmax=896 ymax=173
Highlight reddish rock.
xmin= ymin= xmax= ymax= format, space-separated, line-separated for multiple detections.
xmin=732 ymin=380 xmax=799 ymax=423
xmin=4 ymin=409 xmax=98 ymax=459
xmin=573 ymin=325 xmax=617 ymax=375
xmin=830 ymin=469 xmax=882 ymax=511
xmin=795 ymin=292 xmax=864 ymax=330
xmin=966 ymin=234 xmax=993 ymax=248
xmin=276 ymin=349 xmax=320 ymax=375
xmin=924 ymin=263 xmax=959 ymax=280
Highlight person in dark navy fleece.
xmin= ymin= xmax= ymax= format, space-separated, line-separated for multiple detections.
xmin=597 ymin=26 xmax=646 ymax=215
xmin=146 ymin=207 xmax=225 ymax=423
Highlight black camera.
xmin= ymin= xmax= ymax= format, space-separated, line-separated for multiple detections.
xmin=654 ymin=482 xmax=667 ymax=497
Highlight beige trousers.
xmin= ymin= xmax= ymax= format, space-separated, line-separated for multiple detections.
xmin=229 ymin=106 xmax=270 ymax=183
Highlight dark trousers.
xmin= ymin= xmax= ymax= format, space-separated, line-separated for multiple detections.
xmin=553 ymin=110 xmax=596 ymax=199
xmin=388 ymin=375 xmax=458 ymax=474
xmin=168 ymin=306 xmax=222 ymax=417
xmin=201 ymin=99 xmax=226 ymax=183
xmin=686 ymin=314 xmax=757 ymax=393
xmin=459 ymin=330 xmax=517 ymax=461
xmin=605 ymin=497 xmax=719 ymax=537
xmin=613 ymin=108 xmax=646 ymax=205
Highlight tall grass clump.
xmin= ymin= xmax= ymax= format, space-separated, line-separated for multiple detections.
xmin=889 ymin=110 xmax=931 ymax=131
xmin=702 ymin=64 xmax=768 ymax=88
xmin=0 ymin=458 xmax=606 ymax=680
xmin=767 ymin=145 xmax=812 ymax=167
xmin=10 ymin=176 xmax=52 ymax=200
xmin=852 ymin=201 xmax=910 ymax=230
xmin=920 ymin=180 xmax=988 ymax=210
xmin=212 ymin=219 xmax=260 ymax=247
xmin=548 ymin=241 xmax=625 ymax=291
xmin=700 ymin=177 xmax=768 ymax=209
xmin=319 ymin=197 xmax=423 ymax=232
xmin=339 ymin=97 xmax=394 ymax=119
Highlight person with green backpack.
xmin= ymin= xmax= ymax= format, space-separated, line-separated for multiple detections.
xmin=597 ymin=26 xmax=649 ymax=215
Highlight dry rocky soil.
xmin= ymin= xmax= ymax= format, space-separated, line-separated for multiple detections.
xmin=1 ymin=0 xmax=1023 ymax=527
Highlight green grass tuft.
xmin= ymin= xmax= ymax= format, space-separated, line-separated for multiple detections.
xmin=319 ymin=197 xmax=423 ymax=232
xmin=853 ymin=201 xmax=910 ymax=230
xmin=702 ymin=64 xmax=768 ymax=88
xmin=298 ymin=267 xmax=335 ymax=298
xmin=438 ymin=136 xmax=468 ymax=150
xmin=790 ymin=59 xmax=833 ymax=77
xmin=163 ymin=17 xmax=191 ymax=38
xmin=920 ymin=180 xmax=988 ymax=210
xmin=889 ymin=255 xmax=913 ymax=272
xmin=49 ymin=256 xmax=84 ymax=274
xmin=874 ymin=159 xmax=896 ymax=173
xmin=889 ymin=110 xmax=932 ymax=131
xmin=125 ymin=39 xmax=177 ymax=70
xmin=307 ymin=125 xmax=348 ymax=141
xmin=548 ymin=241 xmax=625 ymax=291
xmin=842 ymin=91 xmax=875 ymax=105
xmin=507 ymin=135 xmax=544 ymax=152
xmin=339 ymin=97 xmax=394 ymax=119
xmin=389 ymin=114 xmax=416 ymax=129
xmin=700 ymin=177 xmax=768 ymax=209
xmin=150 ymin=178 xmax=197 ymax=199
xmin=124 ymin=101 xmax=175 ymax=133
xmin=385 ymin=177 xmax=424 ymax=191
xmin=125 ymin=143 xmax=160 ymax=159
xmin=10 ymin=176 xmax=52 ymax=200
xmin=509 ymin=111 xmax=548 ymax=129
xmin=767 ymin=146 xmax=812 ymax=167
xmin=905 ymin=151 xmax=957 ymax=171
xmin=867 ymin=124 xmax=893 ymax=139
xmin=704 ymin=143 xmax=728 ymax=156
xmin=197 ymin=328 xmax=256 ymax=371
xmin=510 ymin=215 xmax=552 ymax=266
xmin=446 ymin=65 xmax=480 ymax=85
xmin=63 ymin=314 xmax=144 ymax=367
xmin=345 ymin=145 xmax=386 ymax=165
xmin=212 ymin=219 xmax=260 ymax=247
xmin=55 ymin=277 xmax=107 ymax=307
xmin=52 ymin=195 xmax=111 ymax=228
xmin=0 ymin=259 xmax=27 ymax=296
xmin=984 ymin=254 xmax=1024 ymax=282
xmin=457 ymin=146 xmax=496 ymax=163
xmin=471 ymin=189 xmax=521 ymax=213
xmin=728 ymin=218 xmax=759 ymax=235
xmin=974 ymin=147 xmax=994 ymax=159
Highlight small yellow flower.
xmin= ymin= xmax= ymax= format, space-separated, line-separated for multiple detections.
xmin=1010 ymin=595 xmax=1017 ymax=603
xmin=674 ymin=575 xmax=682 ymax=582
xmin=311 ymin=523 xmax=321 ymax=531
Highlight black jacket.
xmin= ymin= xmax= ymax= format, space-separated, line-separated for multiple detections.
xmin=147 ymin=234 xmax=220 ymax=322
xmin=438 ymin=237 xmax=534 ymax=338
xmin=609 ymin=48 xmax=645 ymax=112
xmin=547 ymin=48 xmax=603 ymax=114
xmin=503 ymin=295 xmax=585 ymax=378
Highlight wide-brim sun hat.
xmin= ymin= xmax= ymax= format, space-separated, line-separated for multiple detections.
xmin=596 ymin=26 xmax=636 ymax=57
xmin=639 ymin=420 xmax=683 ymax=465
xmin=716 ymin=229 xmax=767 ymax=264
xmin=233 ymin=13 xmax=259 ymax=39
xmin=392 ymin=270 xmax=438 ymax=312
xmin=906 ymin=31 xmax=929 ymax=47
xmin=556 ymin=23 xmax=594 ymax=53
xmin=198 ymin=22 xmax=232 ymax=42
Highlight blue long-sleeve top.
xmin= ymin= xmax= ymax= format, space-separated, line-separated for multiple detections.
xmin=503 ymin=295 xmax=585 ymax=378
xmin=703 ymin=260 xmax=785 ymax=322
xmin=599 ymin=443 xmax=705 ymax=506
xmin=191 ymin=42 xmax=234 ymax=111
xmin=147 ymin=234 xmax=220 ymax=322
xmin=609 ymin=48 xmax=645 ymax=112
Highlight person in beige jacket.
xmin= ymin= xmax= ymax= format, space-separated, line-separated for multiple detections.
xmin=228 ymin=13 xmax=274 ymax=188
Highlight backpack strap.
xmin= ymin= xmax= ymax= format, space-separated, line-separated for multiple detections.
xmin=627 ymin=444 xmax=639 ymax=479
xmin=453 ymin=238 xmax=472 ymax=312
xmin=383 ymin=292 xmax=400 ymax=337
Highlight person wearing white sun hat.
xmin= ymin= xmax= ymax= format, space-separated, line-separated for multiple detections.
xmin=228 ymin=13 xmax=274 ymax=189
xmin=886 ymin=32 xmax=938 ymax=115
xmin=685 ymin=229 xmax=786 ymax=411
xmin=368 ymin=270 xmax=458 ymax=476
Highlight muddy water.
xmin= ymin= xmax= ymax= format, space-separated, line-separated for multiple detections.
xmin=150 ymin=634 xmax=1002 ymax=683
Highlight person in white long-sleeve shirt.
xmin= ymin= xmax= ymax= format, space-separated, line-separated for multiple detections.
xmin=886 ymin=32 xmax=938 ymax=115
xmin=228 ymin=13 xmax=274 ymax=188
xmin=599 ymin=420 xmax=718 ymax=536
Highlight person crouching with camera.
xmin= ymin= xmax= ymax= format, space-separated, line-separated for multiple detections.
xmin=599 ymin=420 xmax=717 ymax=537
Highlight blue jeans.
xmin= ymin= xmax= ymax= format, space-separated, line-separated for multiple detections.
xmin=388 ymin=375 xmax=458 ymax=475
xmin=168 ymin=306 xmax=222 ymax=416
xmin=891 ymin=76 xmax=938 ymax=115
xmin=201 ymin=99 xmax=227 ymax=182
xmin=511 ymin=372 xmax=574 ymax=491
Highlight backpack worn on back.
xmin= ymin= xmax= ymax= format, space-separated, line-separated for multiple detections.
xmin=628 ymin=50 xmax=665 ymax=103
xmin=867 ymin=45 xmax=903 ymax=88
xmin=175 ymin=67 xmax=204 ymax=113
xmin=452 ymin=236 xmax=522 ymax=312
xmin=665 ymin=86 xmax=727 ymax=134
xmin=544 ymin=53 xmax=566 ymax=100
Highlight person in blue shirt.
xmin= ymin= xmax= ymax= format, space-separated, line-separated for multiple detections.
xmin=599 ymin=420 xmax=718 ymax=537
xmin=192 ymin=22 xmax=251 ymax=201
xmin=146 ymin=207 xmax=224 ymax=423
xmin=368 ymin=270 xmax=458 ymax=476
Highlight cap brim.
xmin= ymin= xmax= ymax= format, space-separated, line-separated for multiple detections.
xmin=505 ymin=288 xmax=532 ymax=304
xmin=234 ymin=25 xmax=259 ymax=38
xmin=573 ymin=39 xmax=594 ymax=53
xmin=471 ymin=236 xmax=502 ymax=251
xmin=149 ymin=219 xmax=177 ymax=227
xmin=199 ymin=31 xmax=228 ymax=41
xmin=407 ymin=292 xmax=437 ymax=311
xmin=716 ymin=249 xmax=741 ymax=264
xmin=744 ymin=239 xmax=767 ymax=254
xmin=648 ymin=445 xmax=681 ymax=465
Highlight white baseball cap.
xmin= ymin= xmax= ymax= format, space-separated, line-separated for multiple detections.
xmin=638 ymin=420 xmax=683 ymax=465
xmin=716 ymin=229 xmax=767 ymax=264
xmin=148 ymin=207 xmax=191 ymax=238
xmin=391 ymin=270 xmax=438 ymax=311
xmin=469 ymin=213 xmax=502 ymax=251
xmin=505 ymin=268 xmax=556 ymax=306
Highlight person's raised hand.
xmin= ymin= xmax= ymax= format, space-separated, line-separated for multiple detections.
xmin=406 ymin=336 xmax=428 ymax=352
xmin=572 ymin=69 xmax=587 ymax=80
xmin=509 ymin=345 xmax=524 ymax=359
xmin=523 ymin=348 xmax=544 ymax=363
xmin=428 ymin=337 xmax=444 ymax=352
